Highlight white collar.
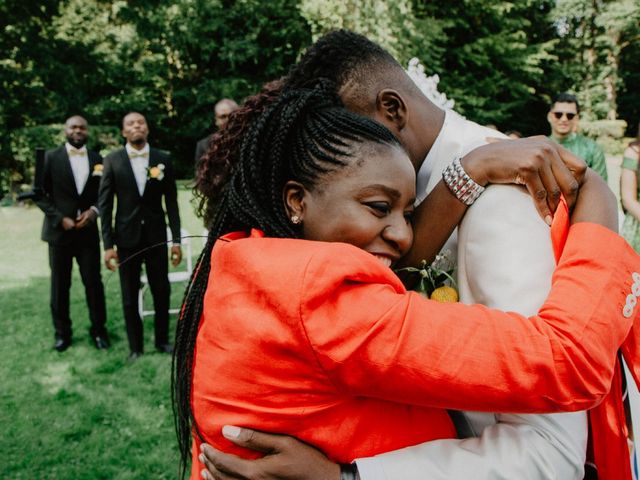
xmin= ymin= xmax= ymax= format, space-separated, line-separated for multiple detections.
xmin=126 ymin=143 xmax=150 ymax=156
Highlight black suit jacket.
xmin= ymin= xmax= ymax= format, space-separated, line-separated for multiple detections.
xmin=35 ymin=145 xmax=102 ymax=246
xmin=98 ymin=147 xmax=181 ymax=250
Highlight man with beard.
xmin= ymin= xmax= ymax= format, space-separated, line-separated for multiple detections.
xmin=99 ymin=112 xmax=182 ymax=360
xmin=36 ymin=115 xmax=109 ymax=352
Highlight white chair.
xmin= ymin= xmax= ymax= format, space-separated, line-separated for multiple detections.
xmin=138 ymin=227 xmax=193 ymax=318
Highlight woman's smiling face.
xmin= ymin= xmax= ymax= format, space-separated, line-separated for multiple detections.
xmin=286 ymin=142 xmax=416 ymax=266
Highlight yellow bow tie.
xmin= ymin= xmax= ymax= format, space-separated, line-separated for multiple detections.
xmin=68 ymin=148 xmax=85 ymax=156
xmin=129 ymin=151 xmax=149 ymax=159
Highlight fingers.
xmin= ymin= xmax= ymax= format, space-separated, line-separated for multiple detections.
xmin=523 ymin=171 xmax=553 ymax=226
xmin=199 ymin=443 xmax=253 ymax=480
xmin=171 ymin=247 xmax=182 ymax=267
xmin=485 ymin=136 xmax=507 ymax=144
xmin=549 ymin=157 xmax=580 ymax=210
xmin=538 ymin=153 xmax=562 ymax=213
xmin=222 ymin=426 xmax=282 ymax=454
xmin=554 ymin=146 xmax=585 ymax=208
xmin=104 ymin=251 xmax=118 ymax=271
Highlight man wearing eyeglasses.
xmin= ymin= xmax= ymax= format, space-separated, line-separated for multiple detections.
xmin=547 ymin=92 xmax=608 ymax=181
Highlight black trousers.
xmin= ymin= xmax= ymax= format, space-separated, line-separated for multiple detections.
xmin=48 ymin=240 xmax=107 ymax=341
xmin=117 ymin=235 xmax=170 ymax=353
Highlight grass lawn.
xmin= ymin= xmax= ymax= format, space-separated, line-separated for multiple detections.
xmin=0 ymin=185 xmax=204 ymax=479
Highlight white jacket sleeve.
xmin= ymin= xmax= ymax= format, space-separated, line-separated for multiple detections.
xmin=356 ymin=185 xmax=587 ymax=480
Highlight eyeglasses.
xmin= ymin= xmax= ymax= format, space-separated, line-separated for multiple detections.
xmin=552 ymin=111 xmax=577 ymax=120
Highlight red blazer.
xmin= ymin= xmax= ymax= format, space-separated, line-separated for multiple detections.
xmin=550 ymin=206 xmax=640 ymax=480
xmin=190 ymin=222 xmax=640 ymax=478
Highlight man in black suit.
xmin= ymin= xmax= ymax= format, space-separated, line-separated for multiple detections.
xmin=99 ymin=112 xmax=182 ymax=360
xmin=194 ymin=98 xmax=238 ymax=165
xmin=36 ymin=115 xmax=110 ymax=352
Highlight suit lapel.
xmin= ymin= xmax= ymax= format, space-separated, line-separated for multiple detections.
xmin=58 ymin=147 xmax=80 ymax=198
xmin=79 ymin=152 xmax=98 ymax=197
xmin=121 ymin=148 xmax=142 ymax=200
xmin=142 ymin=148 xmax=158 ymax=199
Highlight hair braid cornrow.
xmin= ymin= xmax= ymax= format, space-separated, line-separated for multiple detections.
xmin=195 ymin=79 xmax=285 ymax=228
xmin=174 ymin=82 xmax=404 ymax=479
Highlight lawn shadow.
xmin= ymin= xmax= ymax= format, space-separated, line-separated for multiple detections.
xmin=0 ymin=274 xmax=180 ymax=479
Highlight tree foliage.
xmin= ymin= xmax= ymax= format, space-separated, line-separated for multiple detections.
xmin=1 ymin=0 xmax=638 ymax=195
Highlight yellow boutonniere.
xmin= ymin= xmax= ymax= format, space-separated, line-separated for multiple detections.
xmin=92 ymin=164 xmax=103 ymax=176
xmin=147 ymin=163 xmax=165 ymax=181
xmin=395 ymin=250 xmax=458 ymax=303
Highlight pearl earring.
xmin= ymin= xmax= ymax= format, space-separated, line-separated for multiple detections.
xmin=291 ymin=215 xmax=301 ymax=225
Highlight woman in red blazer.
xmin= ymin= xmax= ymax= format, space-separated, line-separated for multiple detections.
xmin=173 ymin=84 xmax=639 ymax=480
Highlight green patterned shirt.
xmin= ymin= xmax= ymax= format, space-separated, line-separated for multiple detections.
xmin=549 ymin=133 xmax=608 ymax=181
xmin=622 ymin=155 xmax=639 ymax=197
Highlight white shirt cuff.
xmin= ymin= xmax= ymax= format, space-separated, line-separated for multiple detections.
xmin=90 ymin=206 xmax=100 ymax=216
xmin=355 ymin=457 xmax=387 ymax=480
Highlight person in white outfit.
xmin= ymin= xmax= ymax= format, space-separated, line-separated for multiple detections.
xmin=198 ymin=30 xmax=597 ymax=480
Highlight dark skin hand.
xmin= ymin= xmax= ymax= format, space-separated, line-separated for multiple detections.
xmin=61 ymin=217 xmax=76 ymax=231
xmin=170 ymin=245 xmax=182 ymax=267
xmin=199 ymin=427 xmax=339 ymax=480
xmin=74 ymin=209 xmax=97 ymax=229
xmin=104 ymin=248 xmax=119 ymax=271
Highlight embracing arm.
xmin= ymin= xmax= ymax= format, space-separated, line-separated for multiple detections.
xmin=356 ymin=185 xmax=588 ymax=480
xmin=400 ymin=136 xmax=583 ymax=267
xmin=304 ymin=174 xmax=627 ymax=413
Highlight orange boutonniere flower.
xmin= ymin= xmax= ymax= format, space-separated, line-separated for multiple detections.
xmin=92 ymin=164 xmax=103 ymax=177
xmin=395 ymin=250 xmax=459 ymax=303
xmin=147 ymin=163 xmax=165 ymax=181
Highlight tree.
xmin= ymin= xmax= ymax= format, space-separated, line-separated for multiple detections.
xmin=550 ymin=0 xmax=640 ymax=122
xmin=299 ymin=0 xmax=444 ymax=68
xmin=412 ymin=1 xmax=557 ymax=134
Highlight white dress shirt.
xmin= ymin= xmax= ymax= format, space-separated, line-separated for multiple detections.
xmin=65 ymin=142 xmax=89 ymax=194
xmin=355 ymin=109 xmax=587 ymax=480
xmin=126 ymin=143 xmax=150 ymax=196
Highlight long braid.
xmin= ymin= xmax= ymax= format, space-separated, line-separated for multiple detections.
xmin=173 ymin=82 xmax=402 ymax=479
xmin=195 ymin=79 xmax=285 ymax=228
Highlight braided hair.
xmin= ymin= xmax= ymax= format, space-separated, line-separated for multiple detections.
xmin=173 ymin=82 xmax=402 ymax=478
xmin=195 ymin=78 xmax=286 ymax=228
xmin=195 ymin=31 xmax=404 ymax=231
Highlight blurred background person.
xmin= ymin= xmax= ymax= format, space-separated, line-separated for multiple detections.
xmin=35 ymin=115 xmax=109 ymax=352
xmin=194 ymin=98 xmax=239 ymax=165
xmin=547 ymin=92 xmax=608 ymax=181
xmin=621 ymin=122 xmax=640 ymax=252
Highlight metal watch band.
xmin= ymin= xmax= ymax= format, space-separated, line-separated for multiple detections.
xmin=339 ymin=462 xmax=359 ymax=480
xmin=442 ymin=156 xmax=485 ymax=206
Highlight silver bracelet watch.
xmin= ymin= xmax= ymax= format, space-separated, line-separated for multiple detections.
xmin=442 ymin=156 xmax=485 ymax=206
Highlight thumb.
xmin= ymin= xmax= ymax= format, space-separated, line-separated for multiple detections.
xmin=222 ymin=426 xmax=284 ymax=454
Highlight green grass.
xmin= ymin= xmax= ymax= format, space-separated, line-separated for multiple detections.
xmin=0 ymin=185 xmax=203 ymax=479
